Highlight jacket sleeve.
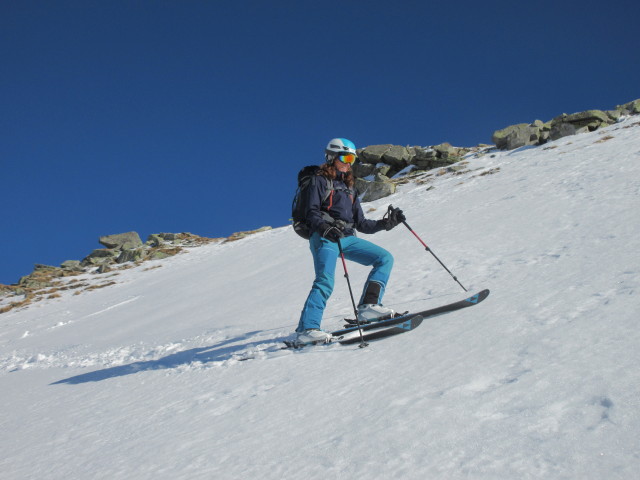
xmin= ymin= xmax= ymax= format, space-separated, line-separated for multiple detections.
xmin=353 ymin=195 xmax=386 ymax=234
xmin=305 ymin=175 xmax=330 ymax=234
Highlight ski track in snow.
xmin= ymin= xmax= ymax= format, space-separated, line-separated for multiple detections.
xmin=1 ymin=119 xmax=640 ymax=479
xmin=85 ymin=296 xmax=141 ymax=318
xmin=1 ymin=327 xmax=293 ymax=374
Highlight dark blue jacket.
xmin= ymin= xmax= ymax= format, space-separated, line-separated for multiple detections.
xmin=306 ymin=172 xmax=384 ymax=236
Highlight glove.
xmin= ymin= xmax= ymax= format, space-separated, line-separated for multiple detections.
xmin=320 ymin=222 xmax=345 ymax=242
xmin=383 ymin=207 xmax=406 ymax=231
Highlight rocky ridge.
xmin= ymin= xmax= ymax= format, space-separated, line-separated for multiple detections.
xmin=353 ymin=142 xmax=485 ymax=201
xmin=351 ymin=98 xmax=639 ymax=201
xmin=491 ymin=99 xmax=640 ymax=150
xmin=0 ymin=228 xmax=271 ymax=314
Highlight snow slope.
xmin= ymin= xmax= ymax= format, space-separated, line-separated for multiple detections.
xmin=1 ymin=119 xmax=639 ymax=479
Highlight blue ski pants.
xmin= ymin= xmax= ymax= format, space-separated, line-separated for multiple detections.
xmin=297 ymin=232 xmax=394 ymax=332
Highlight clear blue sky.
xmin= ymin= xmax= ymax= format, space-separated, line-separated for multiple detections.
xmin=1 ymin=0 xmax=639 ymax=285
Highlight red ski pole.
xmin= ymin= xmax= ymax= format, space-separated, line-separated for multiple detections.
xmin=337 ymin=238 xmax=369 ymax=348
xmin=389 ymin=205 xmax=467 ymax=292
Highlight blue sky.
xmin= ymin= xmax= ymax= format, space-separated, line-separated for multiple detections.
xmin=1 ymin=0 xmax=639 ymax=285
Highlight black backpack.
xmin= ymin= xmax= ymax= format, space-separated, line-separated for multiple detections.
xmin=291 ymin=166 xmax=334 ymax=239
xmin=292 ymin=166 xmax=357 ymax=239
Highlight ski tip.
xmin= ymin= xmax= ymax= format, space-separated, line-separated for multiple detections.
xmin=466 ymin=289 xmax=490 ymax=304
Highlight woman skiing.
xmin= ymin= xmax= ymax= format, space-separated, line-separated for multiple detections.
xmin=295 ymin=138 xmax=405 ymax=345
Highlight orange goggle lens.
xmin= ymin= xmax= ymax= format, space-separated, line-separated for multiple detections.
xmin=339 ymin=154 xmax=356 ymax=165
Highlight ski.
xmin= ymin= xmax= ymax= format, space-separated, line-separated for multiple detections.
xmin=338 ymin=315 xmax=424 ymax=345
xmin=283 ymin=314 xmax=424 ymax=349
xmin=282 ymin=340 xmax=322 ymax=349
xmin=343 ymin=310 xmax=409 ymax=326
xmin=332 ymin=289 xmax=490 ymax=337
xmin=284 ymin=289 xmax=489 ymax=349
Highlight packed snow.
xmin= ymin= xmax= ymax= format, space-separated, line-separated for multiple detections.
xmin=1 ymin=119 xmax=639 ymax=479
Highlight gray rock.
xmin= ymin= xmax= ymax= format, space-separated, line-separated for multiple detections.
xmin=620 ymin=99 xmax=640 ymax=114
xmin=34 ymin=264 xmax=57 ymax=271
xmin=432 ymin=142 xmax=456 ymax=159
xmin=381 ymin=145 xmax=411 ymax=169
xmin=410 ymin=152 xmax=438 ymax=169
xmin=158 ymin=233 xmax=179 ymax=241
xmin=149 ymin=251 xmax=172 ymax=260
xmin=18 ymin=277 xmax=54 ymax=289
xmin=60 ymin=260 xmax=83 ymax=272
xmin=376 ymin=164 xmax=392 ymax=177
xmin=410 ymin=146 xmax=436 ymax=162
xmin=355 ymin=178 xmax=396 ymax=202
xmin=352 ymin=162 xmax=376 ymax=178
xmin=606 ymin=109 xmax=623 ymax=122
xmin=99 ymin=232 xmax=143 ymax=250
xmin=358 ymin=145 xmax=393 ymax=164
xmin=116 ymin=248 xmax=146 ymax=264
xmin=355 ymin=100 xmax=640 ymax=162
xmin=96 ymin=264 xmax=112 ymax=274
xmin=61 ymin=260 xmax=81 ymax=269
xmin=81 ymin=249 xmax=118 ymax=266
xmin=564 ymin=109 xmax=612 ymax=131
xmin=492 ymin=123 xmax=541 ymax=150
xmin=549 ymin=122 xmax=579 ymax=141
xmin=565 ymin=109 xmax=610 ymax=124
xmin=539 ymin=130 xmax=551 ymax=143
xmin=146 ymin=234 xmax=163 ymax=247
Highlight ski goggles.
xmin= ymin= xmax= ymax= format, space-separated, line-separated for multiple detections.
xmin=338 ymin=154 xmax=356 ymax=165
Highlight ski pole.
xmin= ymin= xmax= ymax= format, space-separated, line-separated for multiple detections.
xmin=337 ymin=238 xmax=369 ymax=348
xmin=388 ymin=205 xmax=468 ymax=292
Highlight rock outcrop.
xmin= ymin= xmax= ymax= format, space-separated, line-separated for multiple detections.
xmin=1 ymin=228 xmax=274 ymax=314
xmin=353 ymin=142 xmax=475 ymax=201
xmin=492 ymin=99 xmax=639 ymax=150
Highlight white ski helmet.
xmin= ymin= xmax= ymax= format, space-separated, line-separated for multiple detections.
xmin=325 ymin=137 xmax=356 ymax=162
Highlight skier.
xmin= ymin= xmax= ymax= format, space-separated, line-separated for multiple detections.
xmin=295 ymin=138 xmax=406 ymax=345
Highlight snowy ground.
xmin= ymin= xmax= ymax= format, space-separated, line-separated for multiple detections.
xmin=1 ymin=119 xmax=640 ymax=479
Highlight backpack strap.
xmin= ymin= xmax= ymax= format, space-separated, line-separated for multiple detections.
xmin=321 ymin=178 xmax=333 ymax=204
xmin=326 ymin=182 xmax=355 ymax=210
xmin=320 ymin=178 xmax=356 ymax=229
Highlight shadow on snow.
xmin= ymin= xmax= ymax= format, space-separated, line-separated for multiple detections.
xmin=51 ymin=330 xmax=287 ymax=385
